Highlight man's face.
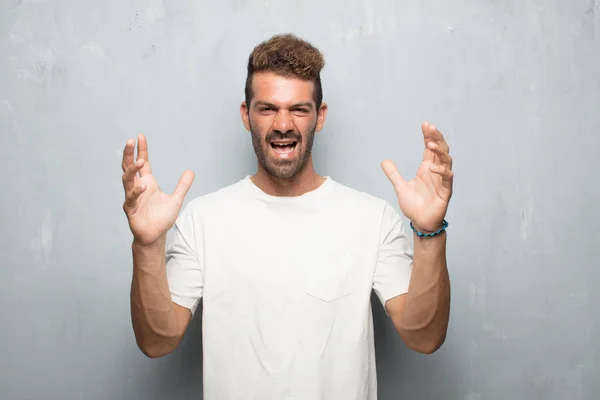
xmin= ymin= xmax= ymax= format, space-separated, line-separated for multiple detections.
xmin=241 ymin=72 xmax=327 ymax=180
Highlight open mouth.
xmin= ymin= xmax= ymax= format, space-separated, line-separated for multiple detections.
xmin=270 ymin=141 xmax=298 ymax=154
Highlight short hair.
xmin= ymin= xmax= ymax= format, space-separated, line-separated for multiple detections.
xmin=244 ymin=34 xmax=325 ymax=109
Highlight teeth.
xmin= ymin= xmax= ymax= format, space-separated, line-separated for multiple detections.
xmin=271 ymin=142 xmax=296 ymax=154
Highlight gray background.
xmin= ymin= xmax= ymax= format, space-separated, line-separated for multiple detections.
xmin=1 ymin=0 xmax=599 ymax=399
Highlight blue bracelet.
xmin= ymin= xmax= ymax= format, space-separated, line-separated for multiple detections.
xmin=410 ymin=219 xmax=448 ymax=237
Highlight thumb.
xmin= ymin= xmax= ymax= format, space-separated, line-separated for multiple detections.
xmin=381 ymin=160 xmax=406 ymax=193
xmin=172 ymin=170 xmax=195 ymax=202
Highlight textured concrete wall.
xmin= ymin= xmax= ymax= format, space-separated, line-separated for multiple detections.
xmin=1 ymin=0 xmax=599 ymax=399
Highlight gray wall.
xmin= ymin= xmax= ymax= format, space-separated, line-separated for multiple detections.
xmin=1 ymin=0 xmax=599 ymax=399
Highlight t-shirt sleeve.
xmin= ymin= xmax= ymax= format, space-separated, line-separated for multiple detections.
xmin=165 ymin=202 xmax=204 ymax=317
xmin=372 ymin=202 xmax=413 ymax=308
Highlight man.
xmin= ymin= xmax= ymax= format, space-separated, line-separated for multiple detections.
xmin=122 ymin=34 xmax=452 ymax=399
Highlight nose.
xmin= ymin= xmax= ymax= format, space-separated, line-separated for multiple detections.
xmin=273 ymin=110 xmax=293 ymax=134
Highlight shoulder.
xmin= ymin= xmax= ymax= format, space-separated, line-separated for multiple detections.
xmin=328 ymin=179 xmax=407 ymax=244
xmin=177 ymin=179 xmax=244 ymax=219
xmin=330 ymin=179 xmax=400 ymax=219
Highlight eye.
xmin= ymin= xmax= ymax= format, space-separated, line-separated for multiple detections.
xmin=293 ymin=108 xmax=310 ymax=114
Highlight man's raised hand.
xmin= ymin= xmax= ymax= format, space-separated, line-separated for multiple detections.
xmin=121 ymin=134 xmax=195 ymax=246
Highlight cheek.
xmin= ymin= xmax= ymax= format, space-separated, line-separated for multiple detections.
xmin=295 ymin=117 xmax=317 ymax=135
xmin=293 ymin=117 xmax=305 ymax=128
xmin=250 ymin=115 xmax=274 ymax=133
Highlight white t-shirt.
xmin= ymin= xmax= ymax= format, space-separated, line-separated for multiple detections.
xmin=166 ymin=175 xmax=413 ymax=400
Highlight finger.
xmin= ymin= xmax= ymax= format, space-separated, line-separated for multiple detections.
xmin=423 ymin=121 xmax=450 ymax=153
xmin=429 ymin=163 xmax=454 ymax=190
xmin=122 ymin=158 xmax=145 ymax=193
xmin=427 ymin=141 xmax=453 ymax=170
xmin=172 ymin=170 xmax=195 ymax=203
xmin=381 ymin=160 xmax=407 ymax=194
xmin=422 ymin=121 xmax=444 ymax=141
xmin=136 ymin=134 xmax=153 ymax=176
xmin=121 ymin=138 xmax=135 ymax=172
xmin=422 ymin=146 xmax=435 ymax=163
xmin=422 ymin=122 xmax=435 ymax=162
xmin=124 ymin=182 xmax=147 ymax=210
xmin=421 ymin=121 xmax=443 ymax=162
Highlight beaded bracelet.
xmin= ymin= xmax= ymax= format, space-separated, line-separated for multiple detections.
xmin=410 ymin=219 xmax=449 ymax=238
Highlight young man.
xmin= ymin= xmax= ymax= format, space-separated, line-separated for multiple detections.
xmin=122 ymin=34 xmax=453 ymax=399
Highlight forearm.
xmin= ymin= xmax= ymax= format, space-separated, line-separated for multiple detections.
xmin=130 ymin=237 xmax=182 ymax=357
xmin=400 ymin=231 xmax=450 ymax=352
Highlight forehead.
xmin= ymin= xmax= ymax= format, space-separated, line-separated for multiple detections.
xmin=251 ymin=72 xmax=315 ymax=106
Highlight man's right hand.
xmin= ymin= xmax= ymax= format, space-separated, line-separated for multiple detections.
xmin=121 ymin=134 xmax=195 ymax=246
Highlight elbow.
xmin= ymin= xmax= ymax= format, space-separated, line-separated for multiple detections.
xmin=401 ymin=330 xmax=447 ymax=355
xmin=137 ymin=341 xmax=176 ymax=359
xmin=144 ymin=350 xmax=170 ymax=359
xmin=135 ymin=334 xmax=178 ymax=359
xmin=420 ymin=333 xmax=447 ymax=354
xmin=139 ymin=347 xmax=159 ymax=358
xmin=410 ymin=337 xmax=445 ymax=354
xmin=132 ymin=320 xmax=184 ymax=359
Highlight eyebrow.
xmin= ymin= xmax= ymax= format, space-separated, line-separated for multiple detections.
xmin=254 ymin=101 xmax=314 ymax=110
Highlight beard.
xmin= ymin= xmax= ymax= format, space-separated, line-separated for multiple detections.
xmin=249 ymin=119 xmax=317 ymax=180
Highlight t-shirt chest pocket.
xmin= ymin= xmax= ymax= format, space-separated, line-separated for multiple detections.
xmin=304 ymin=248 xmax=352 ymax=302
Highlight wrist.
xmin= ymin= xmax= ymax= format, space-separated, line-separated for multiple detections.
xmin=132 ymin=235 xmax=167 ymax=250
xmin=410 ymin=219 xmax=448 ymax=238
xmin=411 ymin=223 xmax=434 ymax=234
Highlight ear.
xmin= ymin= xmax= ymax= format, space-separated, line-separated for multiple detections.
xmin=315 ymin=102 xmax=328 ymax=132
xmin=240 ymin=101 xmax=251 ymax=131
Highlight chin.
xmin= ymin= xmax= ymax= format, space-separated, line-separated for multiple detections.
xmin=265 ymin=164 xmax=300 ymax=180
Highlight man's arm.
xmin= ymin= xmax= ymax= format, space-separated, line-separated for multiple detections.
xmin=385 ymin=230 xmax=450 ymax=354
xmin=120 ymin=133 xmax=196 ymax=358
xmin=130 ymin=237 xmax=192 ymax=358
xmin=381 ymin=121 xmax=454 ymax=354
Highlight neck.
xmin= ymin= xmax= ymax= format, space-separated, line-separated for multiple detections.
xmin=251 ymin=160 xmax=325 ymax=197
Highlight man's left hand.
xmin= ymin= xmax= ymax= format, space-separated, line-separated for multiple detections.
xmin=381 ymin=121 xmax=453 ymax=233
